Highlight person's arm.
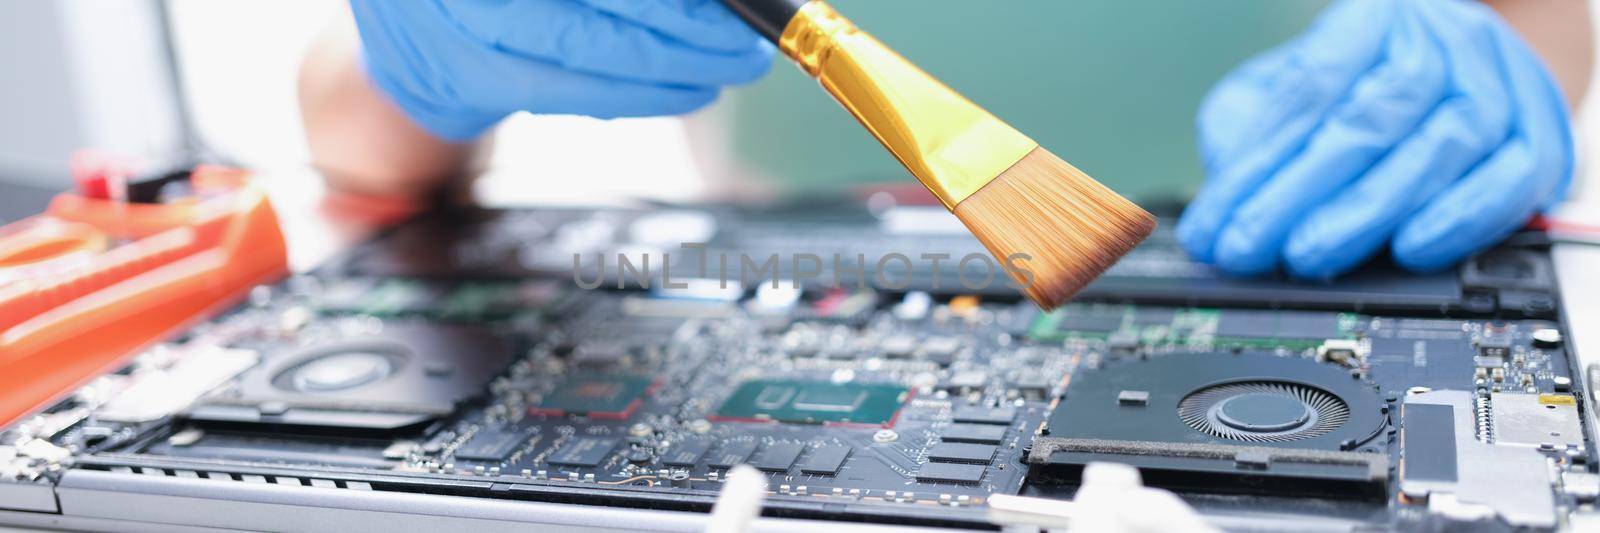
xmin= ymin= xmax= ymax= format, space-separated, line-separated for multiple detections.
xmin=297 ymin=16 xmax=486 ymax=201
xmin=1487 ymin=0 xmax=1593 ymax=110
xmin=299 ymin=1 xmax=770 ymax=203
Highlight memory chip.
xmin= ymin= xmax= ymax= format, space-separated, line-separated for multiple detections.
xmin=1107 ymin=332 xmax=1140 ymax=353
xmin=880 ymin=335 xmax=917 ymax=358
xmin=454 ymin=428 xmax=528 ymax=461
xmin=1474 ymin=355 xmax=1506 ymax=368
xmin=1012 ymin=376 xmax=1052 ymax=400
xmin=799 ymin=445 xmax=851 ymax=475
xmin=1027 ymin=305 xmax=1128 ymax=341
xmin=927 ymin=443 xmax=996 ymax=464
xmin=1216 ymin=310 xmax=1342 ymax=340
xmin=918 ymin=337 xmax=963 ymax=366
xmin=941 ymin=424 xmax=1007 ymax=444
xmin=945 ymin=371 xmax=988 ymax=390
xmin=709 ymin=440 xmax=758 ymax=468
xmin=951 ymin=405 xmax=1016 ymax=425
xmin=915 ymin=463 xmax=986 ymax=485
xmin=1215 ymin=310 xmax=1279 ymax=339
xmin=1132 ymin=307 xmax=1178 ymax=326
xmin=1056 ymin=312 xmax=1125 ymax=333
xmin=752 ymin=442 xmax=805 ymax=472
xmin=715 ymin=380 xmax=907 ymax=425
xmin=548 ymin=437 xmax=618 ymax=468
xmin=1275 ymin=311 xmax=1343 ymax=339
xmin=568 ymin=342 xmax=628 ymax=369
xmin=661 ymin=439 xmax=711 ymax=467
xmin=534 ymin=375 xmax=652 ymax=420
xmin=1003 ymin=303 xmax=1039 ymax=336
xmin=1478 ymin=337 xmax=1513 ymax=358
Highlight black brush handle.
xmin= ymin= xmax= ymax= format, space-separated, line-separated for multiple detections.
xmin=721 ymin=0 xmax=810 ymax=43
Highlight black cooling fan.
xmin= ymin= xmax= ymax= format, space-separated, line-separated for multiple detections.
xmin=188 ymin=323 xmax=516 ymax=431
xmin=1178 ymin=381 xmax=1350 ymax=443
xmin=1047 ymin=353 xmax=1385 ymax=451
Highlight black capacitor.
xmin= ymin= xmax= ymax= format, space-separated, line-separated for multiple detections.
xmin=625 ymin=447 xmax=653 ymax=464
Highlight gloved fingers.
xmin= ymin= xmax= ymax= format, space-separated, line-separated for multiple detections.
xmin=1277 ymin=0 xmax=1397 ymax=80
xmin=1196 ymin=0 xmax=1395 ymax=172
xmin=348 ymin=0 xmax=756 ymax=140
xmin=1177 ymin=121 xmax=1313 ymax=264
xmin=1284 ymin=0 xmax=1519 ymax=279
xmin=349 ymin=0 xmax=441 ymax=102
xmin=1283 ymin=97 xmax=1499 ymax=279
xmin=576 ymin=0 xmax=763 ymax=53
xmin=1392 ymin=11 xmax=1574 ymax=273
xmin=1208 ymin=6 xmax=1445 ymax=276
xmin=1180 ymin=0 xmax=1396 ymax=264
xmin=1390 ymin=142 xmax=1541 ymax=272
xmin=393 ymin=17 xmax=724 ymax=121
xmin=534 ymin=72 xmax=723 ymax=118
xmin=1195 ymin=46 xmax=1301 ymax=174
xmin=350 ymin=0 xmax=509 ymax=140
xmin=1469 ymin=0 xmax=1576 ymax=210
xmin=471 ymin=53 xmax=724 ymax=118
xmin=1183 ymin=71 xmax=1335 ymax=264
xmin=443 ymin=0 xmax=772 ymax=88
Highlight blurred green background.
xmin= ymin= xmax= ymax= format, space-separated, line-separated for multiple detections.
xmin=724 ymin=0 xmax=1329 ymax=204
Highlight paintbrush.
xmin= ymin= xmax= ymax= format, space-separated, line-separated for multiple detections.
xmin=721 ymin=0 xmax=1157 ymax=310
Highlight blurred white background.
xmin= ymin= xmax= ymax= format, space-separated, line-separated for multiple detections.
xmin=0 ymin=0 xmax=716 ymax=210
xmin=169 ymin=0 xmax=714 ymax=205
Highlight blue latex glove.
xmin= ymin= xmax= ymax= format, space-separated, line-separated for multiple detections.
xmin=348 ymin=0 xmax=774 ymax=141
xmin=1177 ymin=0 xmax=1573 ymax=279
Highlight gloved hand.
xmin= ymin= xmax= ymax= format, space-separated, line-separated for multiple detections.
xmin=1177 ymin=0 xmax=1573 ymax=279
xmin=348 ymin=0 xmax=774 ymax=141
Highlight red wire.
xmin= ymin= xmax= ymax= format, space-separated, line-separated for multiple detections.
xmin=1526 ymin=214 xmax=1600 ymax=235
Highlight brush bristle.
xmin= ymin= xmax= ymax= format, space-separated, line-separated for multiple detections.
xmin=953 ymin=147 xmax=1157 ymax=310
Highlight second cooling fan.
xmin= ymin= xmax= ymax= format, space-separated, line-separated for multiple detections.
xmin=1028 ymin=352 xmax=1392 ymax=498
xmin=1046 ymin=352 xmax=1386 ymax=450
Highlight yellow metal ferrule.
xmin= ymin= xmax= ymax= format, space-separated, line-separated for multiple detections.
xmin=777 ymin=1 xmax=1039 ymax=210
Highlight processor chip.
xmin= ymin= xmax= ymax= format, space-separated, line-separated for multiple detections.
xmin=547 ymin=437 xmax=619 ymax=468
xmin=532 ymin=375 xmax=653 ymax=420
xmin=661 ymin=439 xmax=712 ymax=467
xmin=714 ymin=380 xmax=908 ymax=425
xmin=454 ymin=427 xmax=530 ymax=461
xmin=709 ymin=440 xmax=758 ymax=468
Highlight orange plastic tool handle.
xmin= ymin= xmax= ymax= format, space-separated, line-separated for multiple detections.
xmin=0 ymin=167 xmax=288 ymax=427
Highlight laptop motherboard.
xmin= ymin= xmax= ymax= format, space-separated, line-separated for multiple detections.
xmin=1 ymin=203 xmax=1591 ymax=530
